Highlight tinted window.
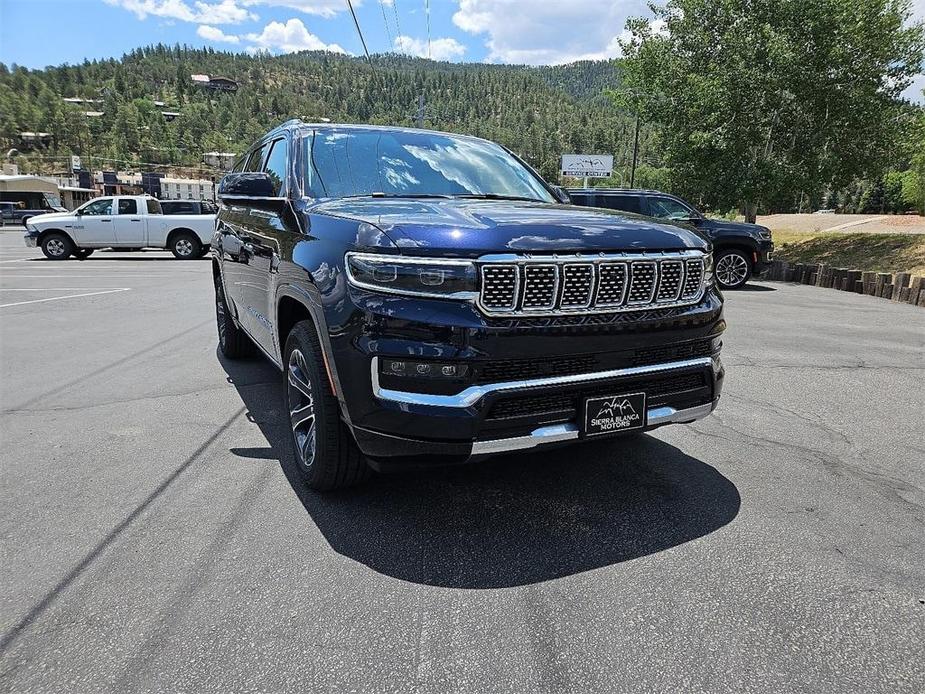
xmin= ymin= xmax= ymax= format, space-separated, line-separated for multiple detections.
xmin=649 ymin=197 xmax=693 ymax=220
xmin=596 ymin=195 xmax=643 ymax=214
xmin=117 ymin=199 xmax=138 ymax=215
xmin=302 ymin=128 xmax=554 ymax=202
xmin=81 ymin=198 xmax=113 ymax=216
xmin=245 ymin=144 xmax=269 ymax=173
xmin=263 ymin=139 xmax=288 ymax=195
xmin=162 ymin=201 xmax=196 ymax=215
xmin=146 ymin=198 xmax=162 ymax=214
xmin=201 ymin=201 xmax=217 ymax=214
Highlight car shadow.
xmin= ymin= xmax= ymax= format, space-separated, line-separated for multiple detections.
xmin=740 ymin=282 xmax=777 ymax=291
xmin=220 ymin=354 xmax=741 ymax=589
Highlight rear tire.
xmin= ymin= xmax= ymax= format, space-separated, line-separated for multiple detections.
xmin=215 ymin=279 xmax=249 ymax=359
xmin=284 ymin=321 xmax=371 ymax=491
xmin=170 ymin=232 xmax=201 ymax=259
xmin=41 ymin=233 xmax=74 ymax=260
xmin=714 ymin=249 xmax=752 ymax=289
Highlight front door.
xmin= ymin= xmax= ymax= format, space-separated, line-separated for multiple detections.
xmin=112 ymin=198 xmax=146 ymax=246
xmin=72 ymin=197 xmax=115 ymax=245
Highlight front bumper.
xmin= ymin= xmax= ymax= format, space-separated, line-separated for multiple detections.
xmin=326 ymin=286 xmax=725 ymax=469
xmin=754 ymin=239 xmax=773 ymax=272
xmin=24 ymin=232 xmax=37 ymax=248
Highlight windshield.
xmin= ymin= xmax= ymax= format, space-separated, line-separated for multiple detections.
xmin=302 ymin=128 xmax=554 ymax=203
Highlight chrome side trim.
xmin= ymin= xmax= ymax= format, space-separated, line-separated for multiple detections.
xmin=371 ymin=356 xmax=714 ymax=409
xmin=469 ymin=401 xmax=715 ymax=456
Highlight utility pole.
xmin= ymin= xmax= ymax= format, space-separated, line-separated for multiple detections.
xmin=629 ymin=113 xmax=640 ymax=189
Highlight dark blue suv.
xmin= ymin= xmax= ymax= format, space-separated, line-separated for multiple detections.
xmin=567 ymin=189 xmax=774 ymax=289
xmin=213 ymin=122 xmax=725 ymax=490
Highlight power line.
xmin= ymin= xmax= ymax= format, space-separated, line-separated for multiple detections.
xmin=345 ymin=0 xmax=371 ymax=63
xmin=376 ymin=0 xmax=393 ymax=51
xmin=392 ymin=0 xmax=404 ymax=54
xmin=425 ymin=0 xmax=431 ymax=59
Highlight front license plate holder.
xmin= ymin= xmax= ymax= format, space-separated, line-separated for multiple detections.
xmin=582 ymin=392 xmax=647 ymax=437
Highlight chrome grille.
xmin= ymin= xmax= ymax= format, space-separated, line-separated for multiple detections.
xmin=521 ymin=265 xmax=558 ymax=309
xmin=477 ymin=252 xmax=708 ymax=316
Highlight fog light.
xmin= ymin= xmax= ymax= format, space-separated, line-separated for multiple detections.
xmin=380 ymin=358 xmax=468 ymax=379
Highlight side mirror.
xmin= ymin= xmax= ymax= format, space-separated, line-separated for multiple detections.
xmin=550 ymin=185 xmax=571 ymax=204
xmin=218 ymin=172 xmax=286 ymax=211
xmin=75 ymin=209 xmax=83 ymax=216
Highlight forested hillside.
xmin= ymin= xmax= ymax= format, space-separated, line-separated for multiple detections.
xmin=0 ymin=46 xmax=653 ymax=182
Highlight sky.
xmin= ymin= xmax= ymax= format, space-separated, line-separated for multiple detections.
xmin=0 ymin=0 xmax=923 ymax=102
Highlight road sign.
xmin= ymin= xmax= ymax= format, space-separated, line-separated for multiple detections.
xmin=561 ymin=154 xmax=613 ymax=178
xmin=70 ymin=155 xmax=82 ymax=172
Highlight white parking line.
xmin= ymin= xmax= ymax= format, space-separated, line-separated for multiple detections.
xmin=0 ymin=288 xmax=131 ymax=308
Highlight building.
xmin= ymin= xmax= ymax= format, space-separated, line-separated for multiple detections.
xmin=203 ymin=151 xmax=237 ymax=170
xmin=190 ymin=73 xmax=238 ymax=92
xmin=159 ymin=177 xmax=215 ymax=201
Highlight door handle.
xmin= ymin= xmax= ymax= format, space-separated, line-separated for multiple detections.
xmin=100 ymin=219 xmax=111 ymax=222
xmin=130 ymin=218 xmax=141 ymax=222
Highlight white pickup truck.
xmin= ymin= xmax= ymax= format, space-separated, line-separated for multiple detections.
xmin=23 ymin=195 xmax=215 ymax=260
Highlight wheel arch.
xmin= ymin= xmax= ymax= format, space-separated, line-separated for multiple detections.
xmin=712 ymin=242 xmax=756 ymax=263
xmin=275 ymin=283 xmax=351 ymax=425
xmin=166 ymin=226 xmax=197 ymax=246
xmin=37 ymin=228 xmax=77 ymax=247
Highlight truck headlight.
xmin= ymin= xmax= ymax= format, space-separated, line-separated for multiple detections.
xmin=346 ymin=252 xmax=478 ymax=300
xmin=757 ymin=228 xmax=772 ymax=240
xmin=704 ymin=253 xmax=714 ymax=287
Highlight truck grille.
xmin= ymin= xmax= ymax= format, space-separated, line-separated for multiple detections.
xmin=478 ymin=252 xmax=708 ymax=316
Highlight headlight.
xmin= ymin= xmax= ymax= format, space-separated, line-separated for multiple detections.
xmin=703 ymin=252 xmax=715 ymax=287
xmin=757 ymin=228 xmax=772 ymax=240
xmin=345 ymin=252 xmax=478 ymax=300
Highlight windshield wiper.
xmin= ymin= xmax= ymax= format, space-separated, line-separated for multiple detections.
xmin=451 ymin=193 xmax=546 ymax=203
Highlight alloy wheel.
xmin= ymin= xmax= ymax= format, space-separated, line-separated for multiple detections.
xmin=715 ymin=253 xmax=749 ymax=288
xmin=46 ymin=239 xmax=65 ymax=257
xmin=175 ymin=239 xmax=194 ymax=257
xmin=287 ymin=348 xmax=316 ymax=469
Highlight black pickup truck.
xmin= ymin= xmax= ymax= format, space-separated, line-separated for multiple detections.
xmin=212 ymin=122 xmax=725 ymax=490
xmin=568 ymin=189 xmax=773 ymax=289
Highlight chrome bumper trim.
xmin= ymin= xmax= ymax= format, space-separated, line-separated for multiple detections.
xmin=371 ymin=356 xmax=715 ymax=410
xmin=469 ymin=401 xmax=715 ymax=457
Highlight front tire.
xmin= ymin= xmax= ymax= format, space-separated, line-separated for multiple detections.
xmin=215 ymin=280 xmax=249 ymax=359
xmin=41 ymin=233 xmax=74 ymax=260
xmin=714 ymin=249 xmax=752 ymax=289
xmin=170 ymin=232 xmax=201 ymax=259
xmin=284 ymin=321 xmax=371 ymax=491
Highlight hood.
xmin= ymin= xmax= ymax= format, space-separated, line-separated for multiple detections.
xmin=313 ymin=198 xmax=708 ymax=256
xmin=26 ymin=211 xmax=74 ymax=225
xmin=700 ymin=218 xmax=767 ymax=236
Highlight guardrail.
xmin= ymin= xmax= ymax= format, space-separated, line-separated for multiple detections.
xmin=763 ymin=260 xmax=925 ymax=307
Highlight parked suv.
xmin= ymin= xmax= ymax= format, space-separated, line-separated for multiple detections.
xmin=568 ymin=189 xmax=773 ymax=289
xmin=213 ymin=122 xmax=725 ymax=490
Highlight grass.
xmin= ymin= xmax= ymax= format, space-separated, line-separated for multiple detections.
xmin=771 ymin=231 xmax=925 ymax=277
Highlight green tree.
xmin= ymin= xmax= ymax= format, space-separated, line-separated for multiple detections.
xmin=618 ymin=0 xmax=925 ymax=221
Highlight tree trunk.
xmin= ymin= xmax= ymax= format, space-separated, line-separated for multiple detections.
xmin=744 ymin=201 xmax=758 ymax=224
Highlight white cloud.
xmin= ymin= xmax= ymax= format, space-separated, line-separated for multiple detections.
xmin=241 ymin=0 xmax=355 ymax=18
xmin=452 ymin=0 xmax=659 ymax=64
xmin=197 ymin=24 xmax=240 ymax=43
xmin=394 ymin=35 xmax=466 ymax=61
xmin=104 ymin=0 xmax=256 ymax=24
xmin=245 ymin=18 xmax=346 ymax=53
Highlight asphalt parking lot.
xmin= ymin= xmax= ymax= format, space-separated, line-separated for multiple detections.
xmin=1 ymin=228 xmax=923 ymax=693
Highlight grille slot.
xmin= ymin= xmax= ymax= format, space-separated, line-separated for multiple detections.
xmin=627 ymin=262 xmax=657 ymax=304
xmin=560 ymin=264 xmax=595 ymax=308
xmin=521 ymin=265 xmax=558 ymax=310
xmin=681 ymin=259 xmax=704 ymax=299
xmin=656 ymin=260 xmax=684 ymax=302
xmin=595 ymin=263 xmax=628 ymax=306
xmin=477 ymin=253 xmax=707 ymax=316
xmin=480 ymin=265 xmax=518 ymax=310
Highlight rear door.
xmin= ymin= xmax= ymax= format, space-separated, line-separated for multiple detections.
xmin=595 ymin=194 xmax=644 ymax=215
xmin=72 ymin=197 xmax=115 ymax=245
xmin=218 ymin=143 xmax=271 ymax=341
xmin=238 ymin=136 xmax=290 ymax=357
xmin=112 ymin=198 xmax=146 ymax=246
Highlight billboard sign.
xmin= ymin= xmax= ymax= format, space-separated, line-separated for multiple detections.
xmin=561 ymin=154 xmax=613 ymax=178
